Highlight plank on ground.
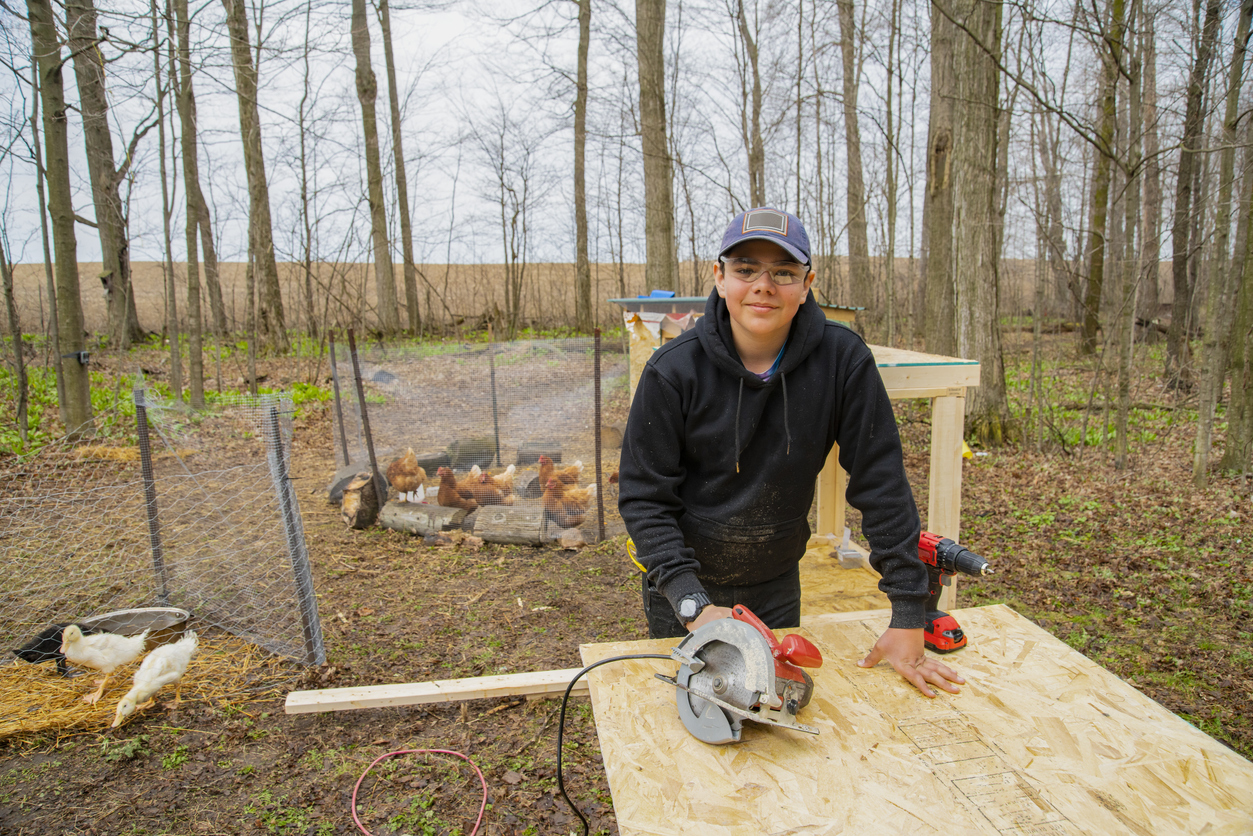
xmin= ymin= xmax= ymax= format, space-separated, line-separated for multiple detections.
xmin=284 ymin=668 xmax=586 ymax=714
xmin=579 ymin=604 xmax=1253 ymax=836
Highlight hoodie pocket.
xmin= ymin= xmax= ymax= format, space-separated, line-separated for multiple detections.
xmin=679 ymin=511 xmax=810 ymax=586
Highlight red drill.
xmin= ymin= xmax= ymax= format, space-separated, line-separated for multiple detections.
xmin=918 ymin=531 xmax=994 ymax=653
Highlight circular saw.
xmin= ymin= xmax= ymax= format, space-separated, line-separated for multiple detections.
xmin=655 ymin=604 xmax=823 ymax=745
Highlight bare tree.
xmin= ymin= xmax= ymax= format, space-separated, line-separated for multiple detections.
xmin=153 ymin=0 xmax=182 ymax=402
xmin=65 ymin=0 xmax=144 ymax=348
xmin=0 ymin=236 xmax=27 ymax=445
xmin=949 ymin=0 xmax=1009 ymax=443
xmin=1079 ymin=0 xmax=1124 ymax=355
xmin=171 ymin=0 xmax=205 ymax=406
xmin=836 ymin=0 xmax=872 ymax=333
xmin=350 ymin=0 xmax=398 ymax=334
xmin=1166 ymin=0 xmax=1222 ymax=386
xmin=637 ymin=0 xmax=676 ymax=292
xmin=27 ymin=0 xmax=92 ymax=439
xmin=574 ymin=0 xmax=592 ymax=330
xmin=923 ymin=0 xmax=956 ymax=355
xmin=731 ymin=0 xmax=765 ymax=206
xmin=1195 ymin=0 xmax=1253 ymax=483
xmin=222 ymin=0 xmax=288 ymax=350
xmin=27 ymin=44 xmax=66 ymax=418
xmin=1138 ymin=11 xmax=1160 ymax=322
xmin=377 ymin=0 xmax=420 ymax=335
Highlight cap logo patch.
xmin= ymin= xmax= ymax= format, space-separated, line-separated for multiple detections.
xmin=742 ymin=209 xmax=787 ymax=236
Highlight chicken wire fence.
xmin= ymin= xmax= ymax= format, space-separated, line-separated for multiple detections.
xmin=330 ymin=334 xmax=631 ymax=543
xmin=0 ymin=387 xmax=324 ymax=668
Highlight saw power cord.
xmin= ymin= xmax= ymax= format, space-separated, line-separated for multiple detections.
xmin=351 ymin=748 xmax=488 ymax=836
xmin=557 ymin=653 xmax=674 ymax=836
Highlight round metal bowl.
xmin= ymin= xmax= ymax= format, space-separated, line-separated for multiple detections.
xmin=77 ymin=607 xmax=191 ymax=652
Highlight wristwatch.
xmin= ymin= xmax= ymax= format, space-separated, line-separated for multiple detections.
xmin=677 ymin=592 xmax=712 ymax=623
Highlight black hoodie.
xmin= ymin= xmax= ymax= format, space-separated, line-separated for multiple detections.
xmin=618 ymin=288 xmax=929 ymax=629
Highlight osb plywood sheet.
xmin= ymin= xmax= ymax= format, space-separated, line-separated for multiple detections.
xmin=580 ymin=604 xmax=1253 ymax=836
xmin=799 ymin=547 xmax=888 ymax=615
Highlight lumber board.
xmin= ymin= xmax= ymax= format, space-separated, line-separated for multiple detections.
xmin=580 ymin=604 xmax=1253 ymax=836
xmin=284 ymin=668 xmax=588 ymax=714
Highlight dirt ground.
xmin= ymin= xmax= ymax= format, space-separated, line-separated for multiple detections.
xmin=0 ymin=335 xmax=1250 ymax=836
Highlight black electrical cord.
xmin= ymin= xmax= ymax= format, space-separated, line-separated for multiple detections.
xmin=557 ymin=653 xmax=674 ymax=836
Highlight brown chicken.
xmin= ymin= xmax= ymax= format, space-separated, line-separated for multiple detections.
xmin=386 ymin=448 xmax=427 ymax=503
xmin=542 ymin=477 xmax=597 ymax=528
xmin=436 ymin=466 xmax=479 ymax=512
xmin=538 ymin=455 xmax=583 ymax=487
xmin=469 ymin=464 xmax=516 ymax=504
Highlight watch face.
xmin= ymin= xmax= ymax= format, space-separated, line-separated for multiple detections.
xmin=679 ymin=599 xmax=697 ymax=619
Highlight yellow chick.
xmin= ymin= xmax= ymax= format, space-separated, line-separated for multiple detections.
xmin=60 ymin=625 xmax=150 ymax=705
xmin=112 ymin=631 xmax=198 ymax=727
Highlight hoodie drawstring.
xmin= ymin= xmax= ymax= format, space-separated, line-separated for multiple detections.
xmin=781 ymin=370 xmax=791 ymax=455
xmin=735 ymin=378 xmax=743 ymax=473
xmin=734 ymin=371 xmax=791 ymax=473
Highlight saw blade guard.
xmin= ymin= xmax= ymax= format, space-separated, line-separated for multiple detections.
xmin=672 ymin=619 xmax=778 ymax=744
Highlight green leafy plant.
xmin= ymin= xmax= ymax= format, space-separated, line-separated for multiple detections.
xmin=161 ymin=745 xmax=190 ymax=770
xmin=101 ymin=735 xmax=150 ymax=763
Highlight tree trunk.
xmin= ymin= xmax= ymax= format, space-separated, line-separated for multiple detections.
xmin=1139 ymin=13 xmax=1161 ymax=323
xmin=222 ymin=0 xmax=288 ymax=350
xmin=1167 ymin=0 xmax=1222 ymax=386
xmin=1116 ymin=9 xmax=1143 ymax=471
xmin=350 ymin=0 xmax=399 ymax=334
xmin=28 ymin=45 xmax=66 ymax=418
xmin=1080 ymin=0 xmax=1122 ymax=355
xmin=65 ymin=0 xmax=143 ymax=348
xmin=735 ymin=0 xmax=766 ymax=206
xmin=171 ymin=0 xmax=204 ymax=407
xmin=1194 ymin=0 xmax=1253 ymax=484
xmin=28 ymin=0 xmax=93 ymax=439
xmin=923 ymin=0 xmax=956 ymax=356
xmin=636 ymin=0 xmax=677 ymax=292
xmin=836 ymin=0 xmax=872 ymax=334
xmin=0 ymin=240 xmax=27 ymax=445
xmin=1223 ymin=201 xmax=1253 ymax=473
xmin=884 ymin=0 xmax=900 ymax=345
xmin=153 ymin=0 xmax=181 ymax=402
xmin=950 ymin=0 xmax=1009 ymax=444
xmin=574 ymin=0 xmax=592 ymax=330
xmin=377 ymin=0 xmax=419 ymax=335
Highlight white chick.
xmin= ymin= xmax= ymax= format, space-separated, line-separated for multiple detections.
xmin=60 ymin=625 xmax=150 ymax=705
xmin=112 ymin=631 xmax=198 ymax=727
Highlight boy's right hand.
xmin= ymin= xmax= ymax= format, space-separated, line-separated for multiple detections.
xmin=684 ymin=605 xmax=734 ymax=632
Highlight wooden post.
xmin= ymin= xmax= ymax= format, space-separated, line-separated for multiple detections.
xmin=814 ymin=442 xmax=846 ymax=544
xmin=928 ymin=388 xmax=965 ymax=610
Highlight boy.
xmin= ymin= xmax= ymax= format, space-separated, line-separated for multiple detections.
xmin=618 ymin=207 xmax=963 ymax=698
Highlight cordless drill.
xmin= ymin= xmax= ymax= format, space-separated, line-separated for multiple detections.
xmin=918 ymin=531 xmax=994 ymax=653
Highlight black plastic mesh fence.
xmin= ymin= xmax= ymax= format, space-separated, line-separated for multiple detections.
xmin=0 ymin=388 xmax=324 ymax=665
xmin=330 ymin=335 xmax=631 ymax=544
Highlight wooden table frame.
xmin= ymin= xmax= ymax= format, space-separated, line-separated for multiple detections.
xmin=816 ymin=346 xmax=980 ymax=610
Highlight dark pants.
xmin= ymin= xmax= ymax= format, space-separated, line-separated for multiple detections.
xmin=642 ymin=567 xmax=802 ymax=639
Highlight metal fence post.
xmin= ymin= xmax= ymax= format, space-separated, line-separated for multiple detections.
xmin=347 ymin=329 xmax=387 ymax=504
xmin=594 ymin=330 xmax=605 ymax=543
xmin=134 ymin=387 xmax=170 ymax=604
xmin=263 ymin=404 xmax=326 ymax=666
xmin=489 ymin=348 xmax=502 ymax=467
xmin=328 ymin=331 xmax=351 ymax=468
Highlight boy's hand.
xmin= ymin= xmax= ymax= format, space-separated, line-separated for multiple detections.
xmin=684 ymin=605 xmax=734 ymax=632
xmin=857 ymin=627 xmax=965 ymax=697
